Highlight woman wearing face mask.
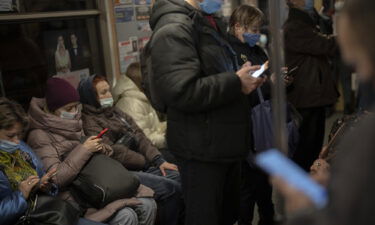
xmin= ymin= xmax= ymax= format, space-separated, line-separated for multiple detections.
xmin=228 ymin=5 xmax=278 ymax=225
xmin=0 ymin=97 xmax=105 ymax=225
xmin=27 ymin=78 xmax=157 ymax=225
xmin=78 ymin=75 xmax=183 ymax=225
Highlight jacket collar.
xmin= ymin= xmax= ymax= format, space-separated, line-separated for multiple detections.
xmin=228 ymin=34 xmax=247 ymax=46
xmin=287 ymin=7 xmax=315 ymax=27
xmin=28 ymin=98 xmax=83 ymax=141
xmin=82 ymin=103 xmax=116 ymax=118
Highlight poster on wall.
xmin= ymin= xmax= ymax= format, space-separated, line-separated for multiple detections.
xmin=137 ymin=21 xmax=151 ymax=32
xmin=138 ymin=37 xmax=150 ymax=51
xmin=221 ymin=0 xmax=232 ymax=17
xmin=119 ymin=40 xmax=133 ymax=55
xmin=53 ymin=68 xmax=90 ymax=89
xmin=0 ymin=0 xmax=18 ymax=11
xmin=135 ymin=6 xmax=151 ymax=20
xmin=43 ymin=30 xmax=92 ymax=76
xmin=114 ymin=0 xmax=133 ymax=5
xmin=115 ymin=6 xmax=135 ymax=23
xmin=134 ymin=0 xmax=151 ymax=5
xmin=129 ymin=36 xmax=138 ymax=53
xmin=119 ymin=53 xmax=139 ymax=74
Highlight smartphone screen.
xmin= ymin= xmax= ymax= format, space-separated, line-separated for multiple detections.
xmin=250 ymin=61 xmax=269 ymax=78
xmin=255 ymin=149 xmax=328 ymax=208
xmin=287 ymin=66 xmax=299 ymax=77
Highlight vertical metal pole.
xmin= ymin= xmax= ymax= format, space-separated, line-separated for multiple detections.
xmin=0 ymin=69 xmax=6 ymax=97
xmin=268 ymin=0 xmax=288 ymax=155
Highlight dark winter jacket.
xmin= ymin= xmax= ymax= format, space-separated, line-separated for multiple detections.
xmin=228 ymin=34 xmax=271 ymax=107
xmin=284 ymin=8 xmax=339 ymax=108
xmin=78 ymin=76 xmax=164 ymax=170
xmin=149 ymin=0 xmax=251 ymax=162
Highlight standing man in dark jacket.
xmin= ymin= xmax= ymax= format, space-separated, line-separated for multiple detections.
xmin=284 ymin=0 xmax=338 ymax=171
xmin=148 ymin=0 xmax=264 ymax=224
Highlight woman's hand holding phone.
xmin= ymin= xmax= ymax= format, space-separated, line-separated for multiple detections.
xmin=83 ymin=136 xmax=102 ymax=153
xmin=236 ymin=61 xmax=264 ymax=94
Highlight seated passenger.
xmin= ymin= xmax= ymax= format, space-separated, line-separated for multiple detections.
xmin=310 ymin=113 xmax=368 ymax=186
xmin=112 ymin=62 xmax=167 ymax=150
xmin=27 ymin=78 xmax=156 ymax=225
xmin=78 ymin=75 xmax=183 ymax=225
xmin=0 ymin=97 xmax=105 ymax=225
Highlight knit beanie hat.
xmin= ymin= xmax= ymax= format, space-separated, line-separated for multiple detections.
xmin=45 ymin=77 xmax=80 ymax=111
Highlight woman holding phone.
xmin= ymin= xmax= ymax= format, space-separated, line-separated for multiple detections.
xmin=227 ymin=5 xmax=277 ymax=225
xmin=27 ymin=78 xmax=157 ymax=225
xmin=78 ymin=75 xmax=183 ymax=225
xmin=0 ymin=97 xmax=106 ymax=225
xmin=228 ymin=5 xmax=296 ymax=225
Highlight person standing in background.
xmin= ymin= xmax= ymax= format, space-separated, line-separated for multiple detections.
xmin=284 ymin=0 xmax=338 ymax=171
xmin=227 ymin=5 xmax=275 ymax=225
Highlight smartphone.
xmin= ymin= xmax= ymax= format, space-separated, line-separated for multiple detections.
xmin=96 ymin=128 xmax=109 ymax=139
xmin=287 ymin=66 xmax=299 ymax=77
xmin=255 ymin=149 xmax=328 ymax=208
xmin=51 ymin=172 xmax=58 ymax=177
xmin=250 ymin=61 xmax=269 ymax=78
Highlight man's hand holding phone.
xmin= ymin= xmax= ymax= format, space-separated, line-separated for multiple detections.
xmin=236 ymin=61 xmax=265 ymax=94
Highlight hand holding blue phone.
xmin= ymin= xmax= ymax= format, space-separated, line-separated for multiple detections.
xmin=255 ymin=149 xmax=328 ymax=208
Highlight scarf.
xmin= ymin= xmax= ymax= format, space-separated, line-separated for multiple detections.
xmin=0 ymin=150 xmax=38 ymax=190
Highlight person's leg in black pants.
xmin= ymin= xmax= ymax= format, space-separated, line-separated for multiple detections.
xmin=239 ymin=163 xmax=275 ymax=225
xmin=293 ymin=107 xmax=326 ymax=171
xmin=255 ymin=170 xmax=275 ymax=225
xmin=222 ymin=162 xmax=241 ymax=225
xmin=239 ymin=162 xmax=257 ymax=225
xmin=177 ymin=158 xmax=241 ymax=225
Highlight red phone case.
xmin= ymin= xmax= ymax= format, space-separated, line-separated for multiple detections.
xmin=96 ymin=128 xmax=109 ymax=138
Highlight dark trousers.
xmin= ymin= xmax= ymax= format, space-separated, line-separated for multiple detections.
xmin=239 ymin=162 xmax=275 ymax=225
xmin=293 ymin=107 xmax=326 ymax=171
xmin=176 ymin=158 xmax=241 ymax=225
xmin=133 ymin=168 xmax=183 ymax=225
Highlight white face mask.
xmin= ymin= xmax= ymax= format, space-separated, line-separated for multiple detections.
xmin=60 ymin=111 xmax=77 ymax=120
xmin=259 ymin=34 xmax=268 ymax=47
xmin=100 ymin=97 xmax=114 ymax=108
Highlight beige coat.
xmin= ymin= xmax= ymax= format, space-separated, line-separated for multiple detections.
xmin=112 ymin=76 xmax=167 ymax=149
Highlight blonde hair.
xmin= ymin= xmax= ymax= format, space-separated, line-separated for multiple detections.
xmin=229 ymin=5 xmax=264 ymax=35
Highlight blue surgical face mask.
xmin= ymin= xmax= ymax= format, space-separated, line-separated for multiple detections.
xmin=60 ymin=111 xmax=78 ymax=120
xmin=0 ymin=140 xmax=20 ymax=153
xmin=304 ymin=0 xmax=315 ymax=11
xmin=100 ymin=97 xmax=114 ymax=108
xmin=199 ymin=0 xmax=222 ymax=14
xmin=243 ymin=33 xmax=261 ymax=47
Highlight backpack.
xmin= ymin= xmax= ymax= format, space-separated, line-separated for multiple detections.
xmin=140 ymin=13 xmax=195 ymax=113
